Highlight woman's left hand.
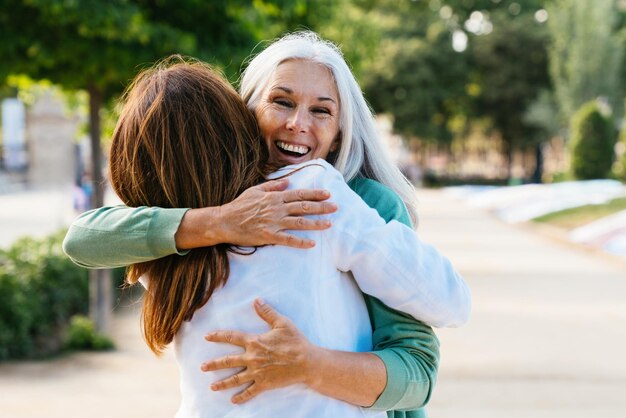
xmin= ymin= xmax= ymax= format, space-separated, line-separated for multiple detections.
xmin=201 ymin=298 xmax=319 ymax=404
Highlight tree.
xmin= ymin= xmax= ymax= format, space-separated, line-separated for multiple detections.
xmin=615 ymin=104 xmax=626 ymax=180
xmin=569 ymin=100 xmax=616 ymax=179
xmin=360 ymin=1 xmax=470 ymax=144
xmin=0 ymin=0 xmax=337 ymax=332
xmin=547 ymin=0 xmax=624 ymax=126
xmin=0 ymin=1 xmax=273 ymax=206
xmin=470 ymin=10 xmax=551 ymax=179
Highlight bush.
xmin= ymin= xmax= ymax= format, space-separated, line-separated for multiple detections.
xmin=0 ymin=231 xmax=90 ymax=360
xmin=65 ymin=315 xmax=114 ymax=351
xmin=422 ymin=172 xmax=510 ymax=188
xmin=622 ymin=144 xmax=626 ymax=181
xmin=616 ymin=127 xmax=626 ymax=181
xmin=569 ymin=100 xmax=617 ymax=180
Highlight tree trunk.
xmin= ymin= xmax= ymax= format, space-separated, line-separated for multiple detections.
xmin=532 ymin=142 xmax=544 ymax=184
xmin=505 ymin=142 xmax=513 ymax=181
xmin=88 ymin=85 xmax=104 ymax=208
xmin=87 ymin=84 xmax=112 ymax=334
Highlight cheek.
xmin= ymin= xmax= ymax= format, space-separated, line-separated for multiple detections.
xmin=323 ymin=124 xmax=340 ymax=150
xmin=256 ymin=108 xmax=278 ymax=137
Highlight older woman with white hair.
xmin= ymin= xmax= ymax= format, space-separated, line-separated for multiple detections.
xmin=239 ymin=32 xmax=418 ymax=226
xmin=64 ymin=32 xmax=465 ymax=418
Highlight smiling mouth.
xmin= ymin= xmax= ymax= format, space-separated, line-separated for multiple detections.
xmin=275 ymin=140 xmax=311 ymax=158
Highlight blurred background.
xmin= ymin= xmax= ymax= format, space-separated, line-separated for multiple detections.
xmin=1 ymin=1 xmax=625 ymax=417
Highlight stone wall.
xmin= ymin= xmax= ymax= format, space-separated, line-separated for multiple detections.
xmin=26 ymin=92 xmax=81 ymax=189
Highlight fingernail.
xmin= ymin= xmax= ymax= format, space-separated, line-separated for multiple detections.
xmin=255 ymin=298 xmax=264 ymax=306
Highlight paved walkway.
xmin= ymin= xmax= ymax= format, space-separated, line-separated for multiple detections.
xmin=419 ymin=189 xmax=626 ymax=418
xmin=0 ymin=187 xmax=76 ymax=248
xmin=1 ymin=189 xmax=625 ymax=417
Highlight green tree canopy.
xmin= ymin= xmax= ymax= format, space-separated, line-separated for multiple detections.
xmin=470 ymin=9 xmax=551 ymax=173
xmin=547 ymin=0 xmax=625 ymax=125
xmin=0 ymin=0 xmax=337 ymax=333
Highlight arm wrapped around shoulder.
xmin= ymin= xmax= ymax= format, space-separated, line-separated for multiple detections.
xmin=317 ymin=161 xmax=471 ymax=328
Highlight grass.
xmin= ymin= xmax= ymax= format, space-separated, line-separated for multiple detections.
xmin=533 ymin=197 xmax=626 ymax=230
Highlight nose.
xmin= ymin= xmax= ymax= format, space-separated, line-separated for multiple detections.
xmin=286 ymin=107 xmax=310 ymax=133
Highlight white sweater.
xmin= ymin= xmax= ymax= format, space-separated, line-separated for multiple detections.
xmin=144 ymin=159 xmax=470 ymax=418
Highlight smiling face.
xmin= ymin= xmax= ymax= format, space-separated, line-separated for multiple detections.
xmin=255 ymin=59 xmax=341 ymax=166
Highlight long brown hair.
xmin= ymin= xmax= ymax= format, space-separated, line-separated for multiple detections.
xmin=109 ymin=57 xmax=269 ymax=355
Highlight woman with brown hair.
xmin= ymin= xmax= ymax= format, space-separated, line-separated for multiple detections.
xmin=108 ymin=59 xmax=271 ymax=353
xmin=104 ymin=57 xmax=468 ymax=418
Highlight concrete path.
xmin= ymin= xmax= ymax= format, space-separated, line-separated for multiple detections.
xmin=1 ymin=188 xmax=625 ymax=417
xmin=0 ymin=187 xmax=76 ymax=248
xmin=419 ymin=189 xmax=626 ymax=418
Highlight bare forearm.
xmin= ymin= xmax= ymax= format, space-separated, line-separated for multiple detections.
xmin=174 ymin=206 xmax=224 ymax=250
xmin=306 ymin=348 xmax=387 ymax=407
xmin=174 ymin=180 xmax=336 ymax=250
xmin=203 ymin=301 xmax=388 ymax=406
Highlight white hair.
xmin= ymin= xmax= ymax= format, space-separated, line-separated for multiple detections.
xmin=240 ymin=31 xmax=418 ymax=226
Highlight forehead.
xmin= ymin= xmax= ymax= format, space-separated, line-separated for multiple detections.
xmin=267 ymin=59 xmax=339 ymax=100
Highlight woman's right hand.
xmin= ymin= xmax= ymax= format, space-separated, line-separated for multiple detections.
xmin=175 ymin=178 xmax=337 ymax=250
xmin=201 ymin=299 xmax=387 ymax=407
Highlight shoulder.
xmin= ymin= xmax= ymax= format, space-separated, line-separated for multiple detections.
xmin=269 ymin=159 xmax=342 ymax=189
xmin=348 ymin=177 xmax=412 ymax=227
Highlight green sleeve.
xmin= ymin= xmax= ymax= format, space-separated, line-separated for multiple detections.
xmin=348 ymin=178 xmax=439 ymax=415
xmin=62 ymin=206 xmax=189 ymax=269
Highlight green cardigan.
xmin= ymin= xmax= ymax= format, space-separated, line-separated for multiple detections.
xmin=63 ymin=178 xmax=438 ymax=417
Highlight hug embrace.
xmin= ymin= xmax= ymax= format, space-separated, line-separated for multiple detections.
xmin=63 ymin=31 xmax=471 ymax=418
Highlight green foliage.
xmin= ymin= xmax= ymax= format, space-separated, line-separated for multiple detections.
xmin=364 ymin=15 xmax=470 ymax=143
xmin=617 ymin=104 xmax=626 ymax=180
xmin=0 ymin=0 xmax=341 ymax=94
xmin=311 ymin=0 xmax=384 ymax=79
xmin=0 ymin=231 xmax=89 ymax=360
xmin=65 ymin=315 xmax=114 ymax=351
xmin=621 ymin=141 xmax=626 ymax=181
xmin=471 ymin=10 xmax=550 ymax=153
xmin=569 ymin=101 xmax=617 ymax=180
xmin=359 ymin=0 xmax=549 ymax=149
xmin=547 ymin=0 xmax=625 ymax=125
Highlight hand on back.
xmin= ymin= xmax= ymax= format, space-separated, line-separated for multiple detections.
xmin=175 ymin=178 xmax=337 ymax=250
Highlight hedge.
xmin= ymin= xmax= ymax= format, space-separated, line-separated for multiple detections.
xmin=0 ymin=231 xmax=89 ymax=360
xmin=570 ymin=100 xmax=616 ymax=180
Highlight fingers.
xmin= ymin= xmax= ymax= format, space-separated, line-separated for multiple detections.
xmin=272 ymin=232 xmax=316 ymax=249
xmin=282 ymin=216 xmax=331 ymax=231
xmin=282 ymin=188 xmax=331 ymax=203
xmin=209 ymin=370 xmax=265 ymax=405
xmin=210 ymin=370 xmax=253 ymax=392
xmin=284 ymin=201 xmax=337 ymax=216
xmin=253 ymin=298 xmax=282 ymax=328
xmin=257 ymin=178 xmax=289 ymax=192
xmin=201 ymin=354 xmax=245 ymax=372
xmin=232 ymin=383 xmax=263 ymax=404
xmin=204 ymin=330 xmax=248 ymax=347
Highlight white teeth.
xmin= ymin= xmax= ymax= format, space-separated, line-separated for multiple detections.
xmin=276 ymin=141 xmax=309 ymax=155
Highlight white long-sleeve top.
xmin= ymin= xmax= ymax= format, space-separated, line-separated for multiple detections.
xmin=144 ymin=159 xmax=470 ymax=418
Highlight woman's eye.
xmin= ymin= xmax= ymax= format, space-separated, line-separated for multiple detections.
xmin=274 ymin=99 xmax=293 ymax=108
xmin=312 ymin=107 xmax=331 ymax=115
